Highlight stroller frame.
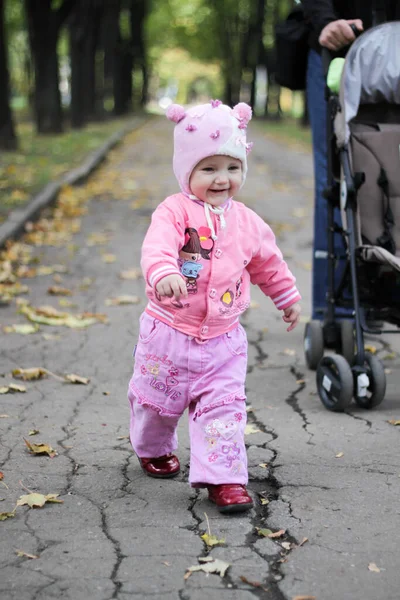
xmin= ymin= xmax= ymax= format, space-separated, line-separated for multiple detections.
xmin=303 ymin=41 xmax=400 ymax=411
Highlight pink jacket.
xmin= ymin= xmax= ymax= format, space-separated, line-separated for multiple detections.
xmin=142 ymin=193 xmax=301 ymax=340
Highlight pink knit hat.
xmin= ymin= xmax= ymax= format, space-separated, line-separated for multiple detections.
xmin=166 ymin=99 xmax=253 ymax=196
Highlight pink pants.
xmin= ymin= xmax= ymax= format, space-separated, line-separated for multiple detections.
xmin=128 ymin=312 xmax=249 ymax=487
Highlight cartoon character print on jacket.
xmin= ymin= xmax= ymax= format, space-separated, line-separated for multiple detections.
xmin=219 ymin=276 xmax=245 ymax=312
xmin=173 ymin=226 xmax=214 ymax=307
xmin=204 ymin=415 xmax=245 ymax=475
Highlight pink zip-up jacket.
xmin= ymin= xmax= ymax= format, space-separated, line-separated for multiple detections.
xmin=142 ymin=193 xmax=301 ymax=340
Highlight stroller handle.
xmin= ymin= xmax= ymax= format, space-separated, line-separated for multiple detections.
xmin=322 ymin=24 xmax=363 ymax=78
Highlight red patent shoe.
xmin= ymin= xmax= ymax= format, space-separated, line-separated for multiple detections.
xmin=207 ymin=484 xmax=253 ymax=513
xmin=139 ymin=454 xmax=180 ymax=478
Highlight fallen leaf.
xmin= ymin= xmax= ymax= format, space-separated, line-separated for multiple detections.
xmin=28 ymin=430 xmax=39 ymax=436
xmin=105 ymin=295 xmax=140 ymax=306
xmin=64 ymin=374 xmax=90 ymax=385
xmin=0 ymin=415 xmax=10 ymax=418
xmin=244 ymin=424 xmax=261 ymax=435
xmin=201 ymin=533 xmax=225 ymax=548
xmin=185 ymin=557 xmax=230 ymax=579
xmin=15 ymin=549 xmax=39 ymax=559
xmin=102 ymin=254 xmax=116 ymax=263
xmin=12 ymin=368 xmax=47 ymax=381
xmin=17 ymin=492 xmax=63 ymax=508
xmin=258 ymin=463 xmax=269 ymax=469
xmin=256 ymin=527 xmax=286 ymax=539
xmin=296 ymin=379 xmax=305 ymax=385
xmin=116 ymin=435 xmax=129 ymax=440
xmin=58 ymin=299 xmax=77 ymax=308
xmin=3 ymin=324 xmax=39 ymax=335
xmin=292 ymin=596 xmax=316 ymax=600
xmin=47 ymin=286 xmax=73 ymax=296
xmin=387 ymin=420 xmax=400 ymax=426
xmin=268 ymin=529 xmax=286 ymax=539
xmin=368 ymin=563 xmax=381 ymax=573
xmin=119 ymin=268 xmax=142 ymax=280
xmin=250 ymin=301 xmax=260 ymax=309
xmin=0 ymin=383 xmax=26 ymax=394
xmin=0 ymin=511 xmax=15 ymax=521
xmin=281 ymin=542 xmax=292 ymax=550
xmin=383 ymin=352 xmax=397 ymax=360
xmin=162 ymin=561 xmax=171 ymax=567
xmin=298 ymin=537 xmax=309 ymax=547
xmin=103 ymin=391 xmax=110 ymax=396
xmin=282 ymin=348 xmax=296 ymax=356
xmin=364 ymin=344 xmax=377 ymax=354
xmin=335 ymin=452 xmax=344 ymax=458
xmin=0 ymin=472 xmax=3 ymax=480
xmin=42 ymin=333 xmax=62 ymax=341
xmin=260 ymin=497 xmax=269 ymax=505
xmin=240 ymin=575 xmax=269 ymax=592
xmin=87 ymin=232 xmax=110 ymax=246
xmin=24 ymin=439 xmax=57 ymax=458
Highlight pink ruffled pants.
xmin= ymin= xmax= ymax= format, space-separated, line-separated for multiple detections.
xmin=128 ymin=312 xmax=249 ymax=487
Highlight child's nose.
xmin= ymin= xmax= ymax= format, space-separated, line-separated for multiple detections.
xmin=215 ymin=171 xmax=229 ymax=183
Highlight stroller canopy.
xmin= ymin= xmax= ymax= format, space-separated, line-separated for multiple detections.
xmin=335 ymin=21 xmax=400 ymax=147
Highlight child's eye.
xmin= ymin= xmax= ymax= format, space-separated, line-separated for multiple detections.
xmin=229 ymin=166 xmax=240 ymax=171
xmin=202 ymin=167 xmax=214 ymax=172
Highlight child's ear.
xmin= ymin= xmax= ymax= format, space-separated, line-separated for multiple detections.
xmin=166 ymin=104 xmax=186 ymax=123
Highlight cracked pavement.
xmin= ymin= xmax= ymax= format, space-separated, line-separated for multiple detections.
xmin=1 ymin=118 xmax=400 ymax=600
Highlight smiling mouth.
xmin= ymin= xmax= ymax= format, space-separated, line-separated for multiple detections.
xmin=209 ymin=188 xmax=229 ymax=193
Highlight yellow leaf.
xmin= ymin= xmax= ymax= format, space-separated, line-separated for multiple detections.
xmin=364 ymin=344 xmax=377 ymax=354
xmin=292 ymin=596 xmax=316 ymax=600
xmin=119 ymin=268 xmax=142 ymax=280
xmin=64 ymin=374 xmax=90 ymax=385
xmin=387 ymin=419 xmax=400 ymax=426
xmin=281 ymin=542 xmax=292 ymax=550
xmin=17 ymin=493 xmax=46 ymax=508
xmin=8 ymin=384 xmax=26 ymax=393
xmin=244 ymin=424 xmax=261 ymax=435
xmin=102 ymin=254 xmax=116 ymax=263
xmin=24 ymin=439 xmax=57 ymax=458
xmin=12 ymin=368 xmax=47 ymax=381
xmin=335 ymin=452 xmax=344 ymax=458
xmin=47 ymin=286 xmax=73 ymax=296
xmin=258 ymin=463 xmax=269 ymax=469
xmin=15 ymin=549 xmax=39 ymax=559
xmin=256 ymin=528 xmax=273 ymax=537
xmin=0 ymin=387 xmax=9 ymax=394
xmin=3 ymin=324 xmax=39 ymax=335
xmin=201 ymin=533 xmax=225 ymax=548
xmin=105 ymin=295 xmax=140 ymax=306
xmin=0 ymin=511 xmax=15 ymax=521
xmin=28 ymin=429 xmax=39 ymax=436
xmin=16 ymin=492 xmax=63 ymax=509
xmin=368 ymin=563 xmax=381 ymax=573
xmin=86 ymin=232 xmax=110 ymax=246
xmin=260 ymin=497 xmax=269 ymax=505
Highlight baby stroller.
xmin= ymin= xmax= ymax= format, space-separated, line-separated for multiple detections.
xmin=304 ymin=21 xmax=400 ymax=411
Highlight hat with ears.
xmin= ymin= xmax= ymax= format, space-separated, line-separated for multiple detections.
xmin=166 ymin=99 xmax=253 ymax=196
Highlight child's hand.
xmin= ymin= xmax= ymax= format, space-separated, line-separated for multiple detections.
xmin=156 ymin=274 xmax=188 ymax=300
xmin=282 ymin=303 xmax=301 ymax=332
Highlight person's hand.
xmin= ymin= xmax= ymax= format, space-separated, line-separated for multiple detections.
xmin=282 ymin=303 xmax=301 ymax=332
xmin=156 ymin=274 xmax=188 ymax=300
xmin=319 ymin=19 xmax=363 ymax=51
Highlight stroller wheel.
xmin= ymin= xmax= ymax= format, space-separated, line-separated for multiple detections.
xmin=304 ymin=321 xmax=324 ymax=370
xmin=354 ymin=354 xmax=386 ymax=409
xmin=316 ymin=355 xmax=353 ymax=412
xmin=339 ymin=320 xmax=355 ymax=366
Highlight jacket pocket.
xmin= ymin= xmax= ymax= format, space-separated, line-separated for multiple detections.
xmin=224 ymin=324 xmax=248 ymax=356
xmin=138 ymin=314 xmax=161 ymax=344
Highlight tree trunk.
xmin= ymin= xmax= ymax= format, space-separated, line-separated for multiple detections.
xmin=0 ymin=0 xmax=17 ymax=150
xmin=129 ymin=0 xmax=147 ymax=108
xmin=25 ymin=0 xmax=76 ymax=134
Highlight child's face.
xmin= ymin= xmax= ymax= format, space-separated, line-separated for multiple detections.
xmin=189 ymin=155 xmax=243 ymax=206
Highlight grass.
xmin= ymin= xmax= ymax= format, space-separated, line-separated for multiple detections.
xmin=256 ymin=116 xmax=312 ymax=151
xmin=0 ymin=115 xmax=136 ymax=223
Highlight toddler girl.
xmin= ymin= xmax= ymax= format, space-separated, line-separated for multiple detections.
xmin=128 ymin=100 xmax=301 ymax=513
